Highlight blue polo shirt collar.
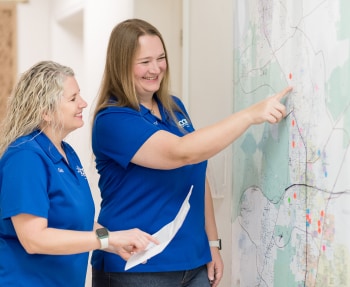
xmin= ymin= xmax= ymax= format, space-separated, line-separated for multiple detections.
xmin=33 ymin=130 xmax=63 ymax=163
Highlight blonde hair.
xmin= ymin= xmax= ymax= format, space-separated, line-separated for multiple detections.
xmin=0 ymin=60 xmax=74 ymax=156
xmin=92 ymin=18 xmax=183 ymax=124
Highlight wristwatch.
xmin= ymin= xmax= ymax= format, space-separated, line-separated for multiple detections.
xmin=95 ymin=227 xmax=109 ymax=250
xmin=209 ymin=239 xmax=222 ymax=250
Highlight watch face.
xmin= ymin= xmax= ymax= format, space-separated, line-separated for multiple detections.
xmin=96 ymin=228 xmax=108 ymax=237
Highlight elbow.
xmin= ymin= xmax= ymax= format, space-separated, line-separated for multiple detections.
xmin=19 ymin=239 xmax=41 ymax=254
xmin=175 ymin=146 xmax=208 ymax=165
xmin=178 ymin=154 xmax=203 ymax=166
xmin=23 ymin=244 xmax=38 ymax=255
xmin=24 ymin=248 xmax=37 ymax=255
xmin=164 ymin=147 xmax=204 ymax=168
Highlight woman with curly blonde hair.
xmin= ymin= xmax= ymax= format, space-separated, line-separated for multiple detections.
xmin=0 ymin=60 xmax=157 ymax=287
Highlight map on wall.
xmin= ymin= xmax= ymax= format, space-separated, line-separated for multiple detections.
xmin=232 ymin=1 xmax=350 ymax=286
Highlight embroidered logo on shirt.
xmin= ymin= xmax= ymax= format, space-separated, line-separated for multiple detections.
xmin=178 ymin=118 xmax=190 ymax=128
xmin=76 ymin=166 xmax=87 ymax=179
xmin=57 ymin=168 xmax=64 ymax=173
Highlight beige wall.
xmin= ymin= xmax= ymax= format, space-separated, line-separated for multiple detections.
xmin=134 ymin=0 xmax=183 ymax=99
xmin=186 ymin=2 xmax=234 ymax=287
xmin=0 ymin=3 xmax=17 ymax=123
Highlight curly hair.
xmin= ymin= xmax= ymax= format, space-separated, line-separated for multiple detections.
xmin=0 ymin=60 xmax=74 ymax=156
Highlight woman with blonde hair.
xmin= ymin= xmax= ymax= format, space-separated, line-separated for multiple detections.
xmin=0 ymin=60 xmax=157 ymax=287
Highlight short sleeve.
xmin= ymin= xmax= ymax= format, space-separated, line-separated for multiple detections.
xmin=0 ymin=150 xmax=50 ymax=219
xmin=92 ymin=108 xmax=159 ymax=168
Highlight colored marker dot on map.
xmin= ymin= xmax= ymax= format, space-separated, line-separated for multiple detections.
xmin=306 ymin=213 xmax=312 ymax=226
xmin=289 ymin=72 xmax=292 ymax=80
xmin=306 ymin=209 xmax=311 ymax=225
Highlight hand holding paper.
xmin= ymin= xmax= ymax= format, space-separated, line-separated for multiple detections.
xmin=125 ymin=185 xmax=193 ymax=270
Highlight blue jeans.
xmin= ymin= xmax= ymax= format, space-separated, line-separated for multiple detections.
xmin=92 ymin=265 xmax=210 ymax=287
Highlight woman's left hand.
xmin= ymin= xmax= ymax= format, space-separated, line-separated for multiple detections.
xmin=207 ymin=247 xmax=224 ymax=286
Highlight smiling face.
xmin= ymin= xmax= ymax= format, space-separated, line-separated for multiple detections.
xmin=46 ymin=76 xmax=87 ymax=139
xmin=133 ymin=35 xmax=167 ymax=99
xmin=58 ymin=76 xmax=87 ymax=135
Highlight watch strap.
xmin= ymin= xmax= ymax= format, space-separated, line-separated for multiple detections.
xmin=209 ymin=239 xmax=222 ymax=250
xmin=95 ymin=227 xmax=109 ymax=250
xmin=99 ymin=236 xmax=109 ymax=250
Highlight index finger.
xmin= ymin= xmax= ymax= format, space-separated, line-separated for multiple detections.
xmin=275 ymin=86 xmax=293 ymax=102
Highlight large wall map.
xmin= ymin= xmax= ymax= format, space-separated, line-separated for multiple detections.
xmin=232 ymin=1 xmax=350 ymax=286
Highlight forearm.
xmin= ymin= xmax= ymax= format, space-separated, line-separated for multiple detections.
xmin=132 ymin=87 xmax=291 ymax=170
xmin=179 ymin=109 xmax=252 ymax=165
xmin=19 ymin=227 xmax=100 ymax=255
xmin=179 ymin=88 xmax=291 ymax=165
xmin=205 ymin=177 xmax=224 ymax=286
xmin=204 ymin=177 xmax=219 ymax=241
xmin=13 ymin=214 xmax=157 ymax=259
xmin=12 ymin=214 xmax=102 ymax=255
xmin=141 ymin=109 xmax=253 ymax=169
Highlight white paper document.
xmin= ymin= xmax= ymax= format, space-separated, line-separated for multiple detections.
xmin=125 ymin=185 xmax=193 ymax=270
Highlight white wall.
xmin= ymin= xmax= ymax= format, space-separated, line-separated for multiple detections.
xmin=16 ymin=1 xmax=234 ymax=286
xmin=17 ymin=0 xmax=51 ymax=72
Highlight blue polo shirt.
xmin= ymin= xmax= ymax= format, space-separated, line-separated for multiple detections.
xmin=0 ymin=130 xmax=94 ymax=287
xmin=91 ymin=95 xmax=211 ymax=272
